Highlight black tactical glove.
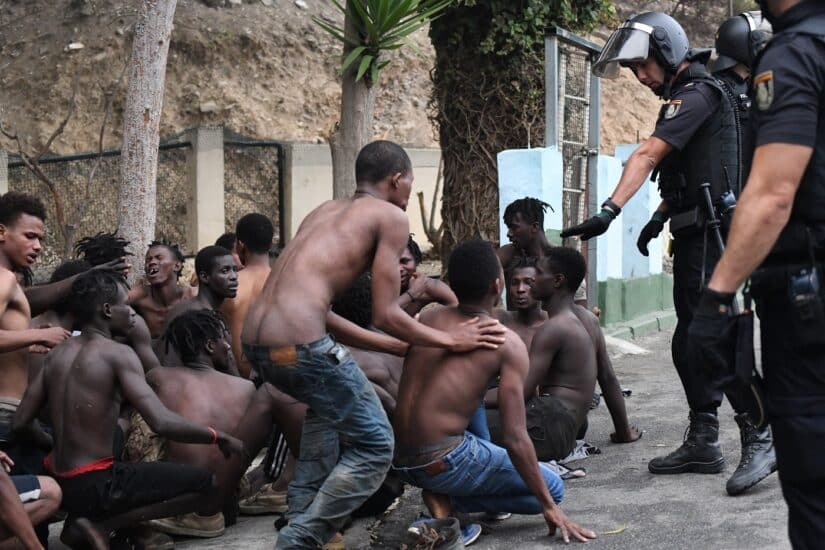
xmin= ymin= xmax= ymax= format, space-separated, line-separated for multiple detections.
xmin=688 ymin=288 xmax=737 ymax=381
xmin=560 ymin=199 xmax=621 ymax=240
xmin=636 ymin=211 xmax=667 ymax=256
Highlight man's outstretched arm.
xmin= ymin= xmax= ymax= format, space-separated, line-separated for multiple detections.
xmin=498 ymin=335 xmax=596 ymax=543
xmin=370 ymin=207 xmax=505 ymax=352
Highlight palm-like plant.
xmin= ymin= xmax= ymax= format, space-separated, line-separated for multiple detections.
xmin=314 ymin=0 xmax=453 ymax=86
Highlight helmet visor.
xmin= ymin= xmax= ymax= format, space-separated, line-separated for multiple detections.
xmin=592 ymin=22 xmax=653 ymax=79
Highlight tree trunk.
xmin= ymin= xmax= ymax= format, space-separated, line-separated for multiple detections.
xmin=329 ymin=1 xmax=375 ymax=199
xmin=118 ymin=0 xmax=177 ymax=283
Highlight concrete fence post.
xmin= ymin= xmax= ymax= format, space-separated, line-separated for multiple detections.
xmin=186 ymin=127 xmax=225 ymax=253
xmin=0 ymin=150 xmax=8 ymax=195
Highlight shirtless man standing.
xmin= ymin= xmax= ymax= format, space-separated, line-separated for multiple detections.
xmin=242 ymin=140 xmax=505 ymax=549
xmin=221 ymin=213 xmax=274 ymax=378
xmin=0 ymin=194 xmax=70 ymax=474
xmin=523 ymin=247 xmax=598 ymax=461
xmin=13 ymin=270 xmax=243 ymax=549
xmin=392 ymin=240 xmax=595 ymax=544
xmin=130 ymin=241 xmax=195 ymax=339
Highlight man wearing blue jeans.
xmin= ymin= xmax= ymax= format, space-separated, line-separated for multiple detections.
xmin=393 ymin=240 xmax=596 ymax=544
xmin=242 ymin=141 xmax=507 ymax=549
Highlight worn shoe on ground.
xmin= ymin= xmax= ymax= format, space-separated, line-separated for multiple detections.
xmin=726 ymin=413 xmax=777 ymax=496
xmin=322 ymin=532 xmax=346 ymax=549
xmin=149 ymin=511 xmax=225 ymax=538
xmin=239 ymin=482 xmax=288 ymax=515
xmin=648 ymin=411 xmax=725 ymax=474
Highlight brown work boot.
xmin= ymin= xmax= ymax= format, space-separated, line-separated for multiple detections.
xmin=148 ymin=511 xmax=225 ymax=538
xmin=239 ymin=482 xmax=288 ymax=515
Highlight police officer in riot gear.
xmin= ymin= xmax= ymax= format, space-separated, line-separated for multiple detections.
xmin=689 ymin=0 xmax=825 ymax=546
xmin=562 ymin=11 xmax=775 ymax=493
xmin=705 ymin=12 xmax=779 ymax=497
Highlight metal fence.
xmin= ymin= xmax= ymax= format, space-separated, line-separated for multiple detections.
xmin=223 ymin=130 xmax=284 ymax=248
xmin=6 ymin=128 xmax=284 ymax=281
xmin=545 ymin=27 xmax=602 ymax=305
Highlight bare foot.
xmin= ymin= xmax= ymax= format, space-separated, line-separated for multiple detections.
xmin=60 ymin=517 xmax=109 ymax=550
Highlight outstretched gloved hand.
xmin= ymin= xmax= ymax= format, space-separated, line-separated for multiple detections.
xmin=637 ymin=211 xmax=667 ymax=256
xmin=560 ymin=199 xmax=621 ymax=241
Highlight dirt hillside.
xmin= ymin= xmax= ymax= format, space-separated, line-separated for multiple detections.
xmin=0 ymin=0 xmax=727 ymax=157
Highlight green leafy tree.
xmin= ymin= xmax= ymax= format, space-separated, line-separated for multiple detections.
xmin=314 ymin=0 xmax=453 ymax=198
xmin=430 ymin=0 xmax=614 ymax=260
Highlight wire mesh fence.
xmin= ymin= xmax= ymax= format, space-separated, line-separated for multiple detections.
xmin=6 ymin=128 xmax=283 ymax=282
xmin=223 ymin=131 xmax=283 ymax=248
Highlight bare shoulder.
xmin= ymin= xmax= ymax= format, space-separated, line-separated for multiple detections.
xmin=574 ymin=304 xmax=600 ymax=330
xmin=496 ymin=244 xmax=516 ymax=265
xmin=500 ymin=328 xmax=528 ymax=358
xmin=106 ymin=340 xmax=141 ymax=367
xmin=494 ymin=308 xmax=512 ymax=324
xmin=0 ymin=269 xmax=18 ymax=298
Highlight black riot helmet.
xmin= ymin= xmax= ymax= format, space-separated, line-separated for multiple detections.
xmin=714 ymin=11 xmax=773 ymax=72
xmin=593 ymin=12 xmax=690 ymax=79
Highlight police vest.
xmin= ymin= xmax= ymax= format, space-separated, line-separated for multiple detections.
xmin=655 ymin=62 xmax=740 ymax=214
xmin=714 ymin=70 xmax=753 ymax=193
xmin=758 ymin=14 xmax=825 ymax=257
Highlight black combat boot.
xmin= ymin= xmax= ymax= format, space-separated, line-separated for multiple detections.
xmin=648 ymin=411 xmax=725 ymax=474
xmin=726 ymin=413 xmax=777 ymax=495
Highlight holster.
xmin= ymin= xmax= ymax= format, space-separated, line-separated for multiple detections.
xmin=669 ymin=207 xmax=705 ymax=238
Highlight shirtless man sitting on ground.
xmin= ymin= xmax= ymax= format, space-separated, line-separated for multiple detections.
xmin=397 ymin=235 xmax=457 ymax=316
xmin=523 ymin=247 xmax=598 ymax=462
xmin=393 ymin=240 xmax=596 ymax=544
xmin=13 ymin=270 xmax=243 ymax=549
xmin=488 ymin=255 xmax=641 ymax=449
xmin=130 ymin=241 xmax=195 ymax=340
xmin=143 ymin=310 xmax=305 ymax=538
xmin=242 ymin=140 xmax=505 ymax=549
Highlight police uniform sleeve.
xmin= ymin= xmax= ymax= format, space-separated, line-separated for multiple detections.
xmin=652 ymin=83 xmax=721 ymax=151
xmin=752 ymin=37 xmax=825 ymax=148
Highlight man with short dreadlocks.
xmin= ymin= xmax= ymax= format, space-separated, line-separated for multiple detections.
xmin=496 ymin=197 xmax=587 ymax=308
xmin=141 ymin=309 xmax=305 ymax=538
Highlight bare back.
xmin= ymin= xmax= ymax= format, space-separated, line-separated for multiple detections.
xmin=526 ymin=310 xmax=597 ymax=426
xmin=221 ymin=264 xmax=270 ymax=377
xmin=41 ymin=336 xmax=129 ymax=472
xmin=0 ymin=271 xmax=34 ymax=401
xmin=394 ymin=307 xmax=521 ymax=449
xmin=243 ymin=197 xmax=407 ymax=348
xmin=148 ymin=367 xmax=255 ymax=479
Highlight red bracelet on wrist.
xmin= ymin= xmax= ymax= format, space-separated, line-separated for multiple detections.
xmin=207 ymin=427 xmax=218 ymax=445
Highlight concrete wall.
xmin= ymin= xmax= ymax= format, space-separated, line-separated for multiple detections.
xmin=282 ymin=143 xmax=442 ymax=250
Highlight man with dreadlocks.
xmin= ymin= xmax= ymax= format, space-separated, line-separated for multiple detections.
xmin=397 ymin=234 xmax=457 ymax=317
xmin=13 ymin=271 xmax=243 ymax=549
xmin=130 ymin=241 xmax=196 ymax=339
xmin=74 ymin=232 xmax=160 ymax=374
xmin=497 ymin=197 xmax=588 ymax=308
xmin=144 ymin=310 xmax=306 ymax=538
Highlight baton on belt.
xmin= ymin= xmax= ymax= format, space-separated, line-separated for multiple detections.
xmin=700 ymin=182 xmax=739 ymax=314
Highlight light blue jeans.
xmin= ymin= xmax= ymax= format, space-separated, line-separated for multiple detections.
xmin=245 ymin=336 xmax=394 ymax=549
xmin=393 ymin=431 xmax=564 ymax=515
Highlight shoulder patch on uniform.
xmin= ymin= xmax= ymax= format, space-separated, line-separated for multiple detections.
xmin=664 ymin=99 xmax=682 ymax=119
xmin=754 ymin=70 xmax=774 ymax=111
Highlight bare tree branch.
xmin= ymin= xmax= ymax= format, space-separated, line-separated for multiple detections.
xmin=36 ymin=83 xmax=78 ymax=162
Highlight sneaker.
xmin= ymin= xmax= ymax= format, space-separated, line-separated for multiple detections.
xmin=408 ymin=517 xmax=482 ymax=547
xmin=461 ymin=523 xmax=483 ymax=546
xmin=239 ymin=482 xmax=288 ymax=515
xmin=483 ymin=511 xmax=511 ymax=521
xmin=148 ymin=512 xmax=225 ymax=538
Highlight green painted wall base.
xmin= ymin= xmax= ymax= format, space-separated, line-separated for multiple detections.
xmin=598 ymin=273 xmax=675 ymax=338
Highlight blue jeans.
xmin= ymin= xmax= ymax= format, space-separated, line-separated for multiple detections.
xmin=467 ymin=401 xmax=490 ymax=441
xmin=393 ymin=432 xmax=564 ymax=515
xmin=244 ymin=336 xmax=394 ymax=549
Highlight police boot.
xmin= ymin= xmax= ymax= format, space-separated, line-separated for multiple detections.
xmin=648 ymin=411 xmax=725 ymax=474
xmin=725 ymin=413 xmax=777 ymax=496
